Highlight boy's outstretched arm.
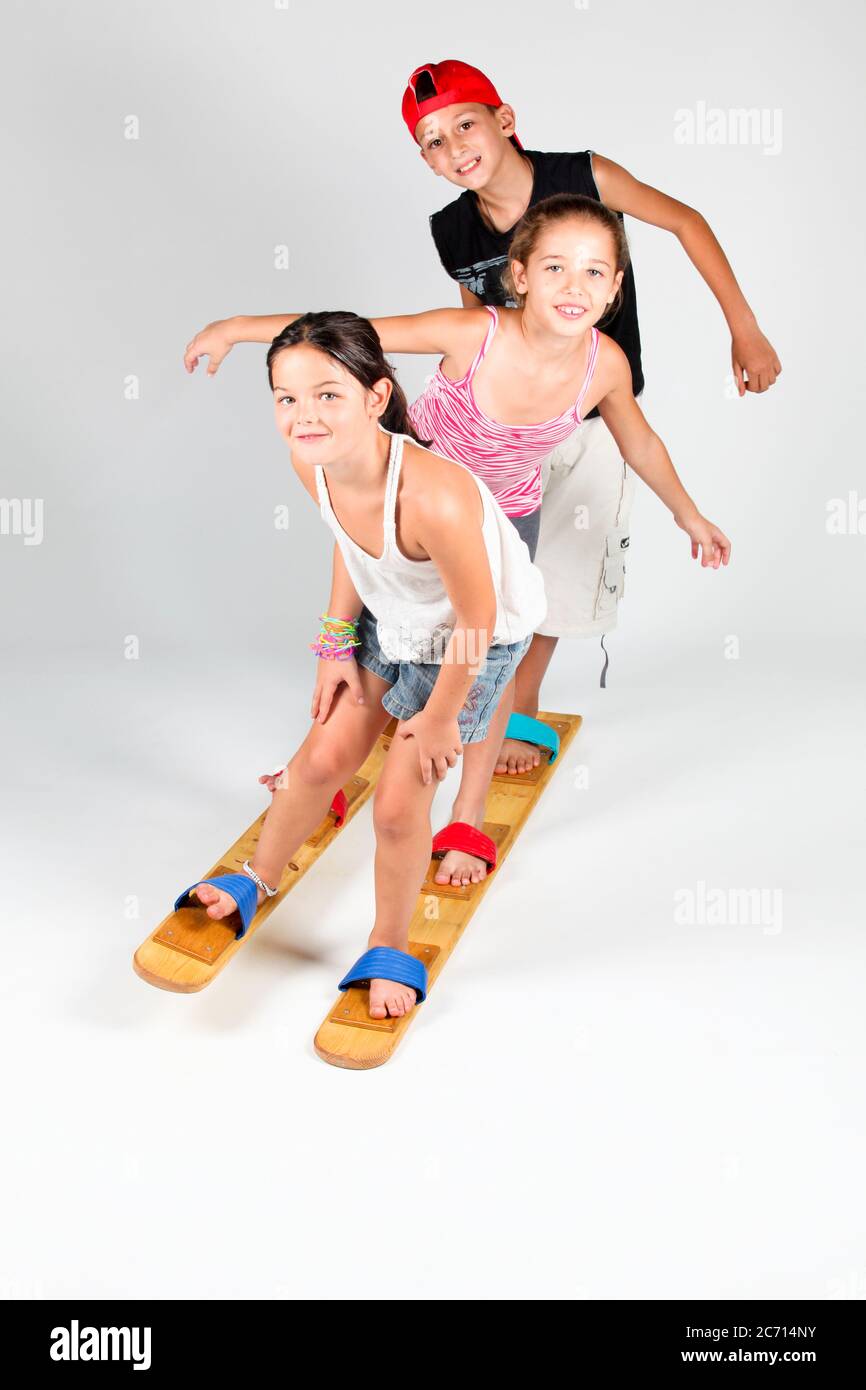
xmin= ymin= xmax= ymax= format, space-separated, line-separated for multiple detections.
xmin=592 ymin=154 xmax=781 ymax=396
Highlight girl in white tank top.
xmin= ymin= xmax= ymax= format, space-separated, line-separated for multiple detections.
xmin=315 ymin=426 xmax=546 ymax=665
xmin=172 ymin=312 xmax=547 ymax=1023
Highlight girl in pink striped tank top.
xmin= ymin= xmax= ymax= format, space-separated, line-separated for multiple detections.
xmin=409 ymin=303 xmax=599 ymax=518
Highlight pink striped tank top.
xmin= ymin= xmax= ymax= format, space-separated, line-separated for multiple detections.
xmin=408 ymin=305 xmax=600 ymax=517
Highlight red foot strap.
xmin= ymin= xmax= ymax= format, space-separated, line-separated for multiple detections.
xmin=431 ymin=821 xmax=497 ymax=870
xmin=329 ymin=789 xmax=348 ymax=828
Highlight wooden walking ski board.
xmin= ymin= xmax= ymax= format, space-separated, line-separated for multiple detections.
xmin=133 ymin=724 xmax=396 ymax=993
xmin=314 ymin=710 xmax=582 ymax=1069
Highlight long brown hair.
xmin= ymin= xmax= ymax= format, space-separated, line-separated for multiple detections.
xmin=266 ymin=311 xmax=431 ymax=445
xmin=501 ymin=192 xmax=630 ymax=324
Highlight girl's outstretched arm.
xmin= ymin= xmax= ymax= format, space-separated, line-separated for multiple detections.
xmin=592 ymin=153 xmax=781 ymax=396
xmin=184 ymin=309 xmax=488 ymax=376
xmin=597 ymin=345 xmax=731 ymax=569
xmin=368 ymin=308 xmax=488 ymax=359
xmin=185 ymin=314 xmax=300 ymax=374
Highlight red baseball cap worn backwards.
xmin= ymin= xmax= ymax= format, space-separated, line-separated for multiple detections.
xmin=402 ymin=60 xmax=523 ymax=150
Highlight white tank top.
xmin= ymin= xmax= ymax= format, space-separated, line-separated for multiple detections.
xmin=313 ymin=427 xmax=547 ymax=664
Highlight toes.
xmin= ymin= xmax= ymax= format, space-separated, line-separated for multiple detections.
xmin=437 ymin=851 xmax=489 ymax=887
xmin=451 ymin=857 xmax=485 ymax=886
xmin=195 ymin=886 xmax=229 ymax=918
xmin=368 ymin=981 xmax=417 ymax=1019
xmin=207 ymin=895 xmax=235 ymax=920
xmin=192 ymin=884 xmax=235 ymax=919
xmin=435 ymin=853 xmax=456 ymax=883
xmin=368 ymin=984 xmax=387 ymax=1019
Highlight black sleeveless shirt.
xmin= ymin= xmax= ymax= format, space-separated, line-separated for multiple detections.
xmin=428 ymin=149 xmax=644 ymax=417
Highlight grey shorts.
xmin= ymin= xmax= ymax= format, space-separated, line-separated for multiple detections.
xmin=354 ymin=606 xmax=531 ymax=745
xmin=508 ymin=506 xmax=541 ymax=561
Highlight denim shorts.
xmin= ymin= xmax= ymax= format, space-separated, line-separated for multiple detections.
xmin=354 ymin=606 xmax=532 ymax=745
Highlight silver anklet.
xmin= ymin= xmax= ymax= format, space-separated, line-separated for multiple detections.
xmin=242 ymin=860 xmax=279 ymax=897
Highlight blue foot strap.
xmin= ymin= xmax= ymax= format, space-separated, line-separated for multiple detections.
xmin=504 ymin=713 xmax=560 ymax=764
xmin=173 ymin=872 xmax=258 ymax=939
xmin=338 ymin=947 xmax=428 ymax=1004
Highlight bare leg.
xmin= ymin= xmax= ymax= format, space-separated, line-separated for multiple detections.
xmin=189 ymin=665 xmax=394 ymax=921
xmin=433 ymin=674 xmax=516 ymax=887
xmin=434 ymin=633 xmax=563 ymax=882
xmin=495 ymin=632 xmax=559 ymax=774
xmin=364 ymin=726 xmax=440 ymax=1018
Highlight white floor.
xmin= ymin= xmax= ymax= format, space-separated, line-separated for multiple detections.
xmin=2 ymin=632 xmax=865 ymax=1301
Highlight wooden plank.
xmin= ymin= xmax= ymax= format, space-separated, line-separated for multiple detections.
xmin=132 ymin=721 xmax=398 ymax=992
xmin=313 ymin=712 xmax=581 ymax=1068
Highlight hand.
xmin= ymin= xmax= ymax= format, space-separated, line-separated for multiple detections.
xmin=731 ymin=323 xmax=782 ymax=395
xmin=311 ymin=655 xmax=365 ymax=725
xmin=676 ymin=511 xmax=732 ymax=569
xmin=184 ymin=318 xmax=238 ymax=375
xmin=396 ymin=711 xmax=463 ymax=785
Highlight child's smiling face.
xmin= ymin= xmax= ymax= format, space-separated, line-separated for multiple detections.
xmin=511 ymin=217 xmax=624 ymax=334
xmin=272 ymin=344 xmax=390 ymax=462
xmin=415 ymin=101 xmax=517 ymax=187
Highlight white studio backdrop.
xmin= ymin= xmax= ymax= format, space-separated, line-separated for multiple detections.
xmin=1 ymin=0 xmax=866 ymax=1304
xmin=1 ymin=0 xmax=863 ymax=670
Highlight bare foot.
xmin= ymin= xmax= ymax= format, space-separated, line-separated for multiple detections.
xmin=494 ymin=736 xmax=541 ymax=776
xmin=434 ymin=848 xmax=487 ymax=887
xmin=364 ymin=932 xmax=420 ymax=1019
xmin=188 ymin=877 xmax=268 ymax=920
xmin=368 ymin=976 xmax=417 ymax=1019
xmin=434 ymin=809 xmax=489 ymax=887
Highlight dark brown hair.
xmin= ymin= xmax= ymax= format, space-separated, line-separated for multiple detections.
xmin=266 ymin=311 xmax=431 ymax=445
xmin=501 ymin=193 xmax=630 ymax=323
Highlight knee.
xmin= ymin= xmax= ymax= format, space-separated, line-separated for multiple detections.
xmin=373 ymin=789 xmax=426 ymax=840
xmin=288 ymin=739 xmax=347 ymax=790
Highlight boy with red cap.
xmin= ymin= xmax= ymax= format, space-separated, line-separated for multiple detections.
xmin=403 ymin=59 xmax=781 ymax=768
